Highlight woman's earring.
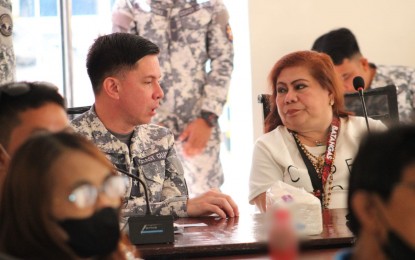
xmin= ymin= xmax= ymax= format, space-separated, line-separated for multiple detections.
xmin=329 ymin=99 xmax=334 ymax=106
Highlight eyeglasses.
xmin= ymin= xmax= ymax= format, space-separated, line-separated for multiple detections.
xmin=68 ymin=175 xmax=129 ymax=209
xmin=0 ymin=81 xmax=58 ymax=100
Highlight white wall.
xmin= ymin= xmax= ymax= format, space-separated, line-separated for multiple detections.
xmin=249 ymin=0 xmax=415 ymax=140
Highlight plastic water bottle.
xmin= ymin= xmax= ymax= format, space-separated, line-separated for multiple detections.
xmin=268 ymin=206 xmax=299 ymax=260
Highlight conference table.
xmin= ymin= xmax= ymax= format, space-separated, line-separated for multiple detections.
xmin=137 ymin=208 xmax=354 ymax=259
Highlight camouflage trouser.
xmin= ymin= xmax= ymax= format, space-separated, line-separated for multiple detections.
xmin=174 ymin=125 xmax=224 ymax=197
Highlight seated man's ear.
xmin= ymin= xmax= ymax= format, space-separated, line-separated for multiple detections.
xmin=102 ymin=77 xmax=121 ymax=100
xmin=358 ymin=57 xmax=370 ymax=72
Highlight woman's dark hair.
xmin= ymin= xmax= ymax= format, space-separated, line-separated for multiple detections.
xmin=347 ymin=126 xmax=415 ymax=235
xmin=264 ymin=50 xmax=350 ymax=133
xmin=0 ymin=132 xmax=134 ymax=259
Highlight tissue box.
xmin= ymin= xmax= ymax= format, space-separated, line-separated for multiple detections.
xmin=266 ymin=181 xmax=322 ymax=235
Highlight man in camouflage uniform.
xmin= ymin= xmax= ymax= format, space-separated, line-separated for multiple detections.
xmin=71 ymin=33 xmax=238 ymax=219
xmin=0 ymin=0 xmax=15 ymax=84
xmin=112 ymin=0 xmax=234 ymax=196
xmin=312 ymin=28 xmax=415 ymax=124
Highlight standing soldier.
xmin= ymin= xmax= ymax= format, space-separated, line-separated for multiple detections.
xmin=0 ymin=0 xmax=15 ymax=84
xmin=112 ymin=0 xmax=234 ymax=196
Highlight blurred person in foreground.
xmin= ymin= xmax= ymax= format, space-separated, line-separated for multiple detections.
xmin=339 ymin=126 xmax=415 ymax=259
xmin=249 ymin=50 xmax=386 ymax=212
xmin=71 ymin=33 xmax=238 ymax=219
xmin=0 ymin=132 xmax=139 ymax=259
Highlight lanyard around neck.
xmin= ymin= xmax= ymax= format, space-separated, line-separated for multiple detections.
xmin=292 ymin=117 xmax=341 ymax=206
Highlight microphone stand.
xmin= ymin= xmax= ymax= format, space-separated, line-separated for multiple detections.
xmin=115 ymin=167 xmax=174 ymax=244
xmin=357 ymin=88 xmax=371 ymax=133
xmin=116 ymin=167 xmax=152 ymax=215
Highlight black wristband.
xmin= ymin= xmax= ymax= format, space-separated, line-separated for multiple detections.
xmin=200 ymin=111 xmax=218 ymax=127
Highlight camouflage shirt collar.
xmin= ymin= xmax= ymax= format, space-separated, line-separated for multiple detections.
xmin=88 ymin=106 xmax=141 ymax=156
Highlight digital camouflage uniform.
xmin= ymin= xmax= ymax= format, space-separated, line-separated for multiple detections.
xmin=0 ymin=0 xmax=15 ymax=84
xmin=371 ymin=64 xmax=415 ymax=123
xmin=70 ymin=107 xmax=189 ymax=218
xmin=345 ymin=64 xmax=415 ymax=124
xmin=112 ymin=0 xmax=234 ymax=196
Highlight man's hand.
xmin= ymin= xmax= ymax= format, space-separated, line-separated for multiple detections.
xmin=187 ymin=189 xmax=239 ymax=218
xmin=179 ymin=118 xmax=212 ymax=157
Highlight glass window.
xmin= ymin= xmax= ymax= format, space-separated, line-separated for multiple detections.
xmin=14 ymin=1 xmax=63 ymax=92
xmin=14 ymin=0 xmax=113 ymax=100
xmin=73 ymin=0 xmax=97 ymax=15
xmin=19 ymin=0 xmax=35 ymax=17
xmin=40 ymin=0 xmax=57 ymax=16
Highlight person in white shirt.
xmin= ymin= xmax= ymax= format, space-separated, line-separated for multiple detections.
xmin=249 ymin=50 xmax=386 ymax=212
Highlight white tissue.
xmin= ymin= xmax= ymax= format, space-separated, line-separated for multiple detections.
xmin=266 ymin=181 xmax=323 ymax=236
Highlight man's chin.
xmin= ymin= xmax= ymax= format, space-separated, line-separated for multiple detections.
xmin=139 ymin=118 xmax=153 ymax=125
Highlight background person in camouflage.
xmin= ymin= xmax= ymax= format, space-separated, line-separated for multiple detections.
xmin=0 ymin=0 xmax=15 ymax=84
xmin=112 ymin=0 xmax=234 ymax=196
xmin=312 ymin=27 xmax=415 ymax=123
xmin=71 ymin=33 xmax=238 ymax=219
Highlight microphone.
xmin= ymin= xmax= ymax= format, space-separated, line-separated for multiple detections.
xmin=115 ymin=167 xmax=152 ymax=215
xmin=115 ymin=167 xmax=174 ymax=245
xmin=353 ymin=76 xmax=370 ymax=133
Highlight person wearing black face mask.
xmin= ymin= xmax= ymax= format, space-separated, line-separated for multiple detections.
xmin=371 ymin=195 xmax=415 ymax=260
xmin=58 ymin=207 xmax=121 ymax=257
xmin=0 ymin=132 xmax=139 ymax=259
xmin=338 ymin=126 xmax=415 ymax=260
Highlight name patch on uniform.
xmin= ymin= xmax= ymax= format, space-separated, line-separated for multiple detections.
xmin=135 ymin=151 xmax=168 ymax=166
xmin=151 ymin=7 xmax=168 ymax=17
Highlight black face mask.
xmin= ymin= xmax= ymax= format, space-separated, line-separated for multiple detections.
xmin=58 ymin=207 xmax=120 ymax=258
xmin=383 ymin=231 xmax=415 ymax=260
xmin=372 ymin=195 xmax=415 ymax=260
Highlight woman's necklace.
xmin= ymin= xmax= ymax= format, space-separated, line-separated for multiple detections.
xmin=297 ymin=133 xmax=324 ymax=147
xmin=292 ymin=131 xmax=337 ymax=208
xmin=291 ymin=117 xmax=340 ymax=209
xmin=292 ymin=133 xmax=325 ymax=178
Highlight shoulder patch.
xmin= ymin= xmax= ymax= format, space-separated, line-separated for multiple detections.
xmin=0 ymin=13 xmax=12 ymax=37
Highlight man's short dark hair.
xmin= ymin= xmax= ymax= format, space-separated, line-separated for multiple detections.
xmin=86 ymin=32 xmax=160 ymax=95
xmin=311 ymin=28 xmax=361 ymax=65
xmin=0 ymin=81 xmax=66 ymax=148
xmin=347 ymin=126 xmax=415 ymax=235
